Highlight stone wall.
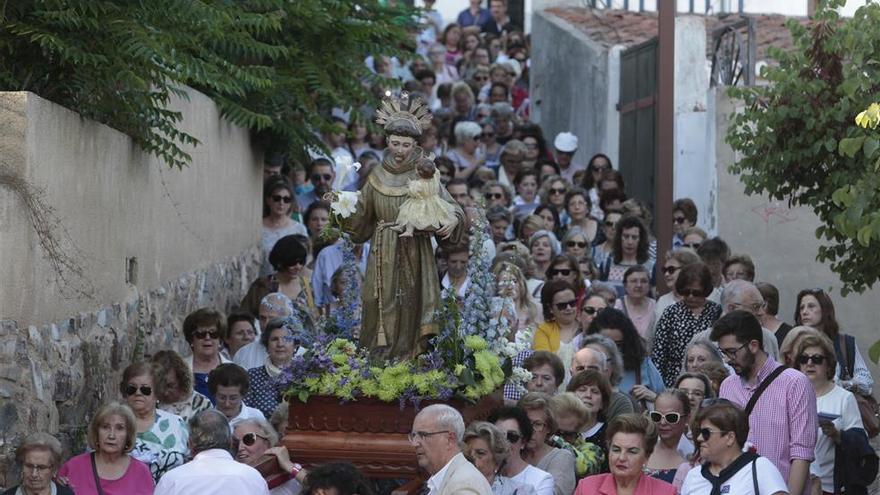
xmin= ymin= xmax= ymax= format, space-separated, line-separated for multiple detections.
xmin=0 ymin=89 xmax=262 ymax=485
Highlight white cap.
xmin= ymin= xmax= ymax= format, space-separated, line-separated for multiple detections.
xmin=554 ymin=132 xmax=578 ymax=152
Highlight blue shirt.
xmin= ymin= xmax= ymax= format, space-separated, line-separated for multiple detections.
xmin=618 ymin=358 xmax=665 ymax=396
xmin=457 ymin=7 xmax=491 ymax=29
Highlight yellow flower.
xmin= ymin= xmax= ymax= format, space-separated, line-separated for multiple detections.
xmin=856 ymin=103 xmax=880 ymax=129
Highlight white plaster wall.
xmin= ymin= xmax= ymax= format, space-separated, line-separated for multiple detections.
xmin=714 ymin=91 xmax=880 ymax=383
xmin=0 ymin=89 xmax=262 ymax=326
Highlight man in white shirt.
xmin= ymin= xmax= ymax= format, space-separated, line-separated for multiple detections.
xmin=554 ymin=132 xmax=585 ymax=184
xmin=411 ymin=404 xmax=492 ymax=495
xmin=155 ymin=410 xmax=269 ymax=495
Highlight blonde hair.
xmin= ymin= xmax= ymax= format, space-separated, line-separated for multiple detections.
xmin=492 ymin=262 xmax=537 ymax=323
xmin=88 ymin=402 xmax=137 ymax=454
xmin=549 ymin=392 xmax=590 ymax=431
xmin=518 ymin=392 xmax=559 ymax=433
xmin=780 ymin=325 xmax=822 ymax=367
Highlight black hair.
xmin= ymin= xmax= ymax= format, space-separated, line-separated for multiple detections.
xmin=268 ymin=235 xmax=308 ymax=272
xmin=709 ymin=310 xmax=764 ymax=349
xmin=262 ymin=176 xmax=293 ymax=218
xmin=303 ymin=462 xmax=374 ymax=495
xmin=487 ymin=405 xmax=534 ymax=444
xmin=587 ymin=308 xmax=646 ymax=371
xmin=207 ymin=363 xmax=250 ymax=396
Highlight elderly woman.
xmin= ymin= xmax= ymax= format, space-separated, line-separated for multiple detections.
xmin=674 ymin=372 xmax=716 ymax=415
xmin=483 ymin=181 xmax=514 ymax=209
xmin=682 ymin=339 xmax=724 ymax=374
xmin=448 ymin=121 xmax=484 ymax=177
xmin=588 ymin=308 xmax=664 ymax=404
xmin=614 ymin=265 xmax=656 ymax=340
xmin=655 ymin=249 xmax=700 ymax=320
xmin=511 ymin=168 xmax=540 ymax=220
xmin=262 ymin=177 xmax=307 ymax=276
xmin=679 ymin=402 xmax=788 ymax=495
xmin=539 ymin=176 xmax=570 ymax=213
xmin=58 ymin=402 xmax=153 ymax=494
xmin=591 ymin=209 xmax=622 ymax=270
xmin=241 ymin=235 xmax=317 ymax=333
xmin=208 ymin=363 xmax=265 ymax=427
xmin=487 ymin=205 xmax=514 ymax=245
xmin=233 ymin=292 xmax=295 ymax=371
xmin=644 ymin=390 xmax=691 ymax=483
xmin=121 ymin=362 xmax=188 ymax=481
xmin=223 ymin=311 xmax=257 ymax=361
xmin=651 ymin=262 xmax=722 ymax=387
xmin=5 ymin=433 xmax=74 ymax=495
xmin=566 ymin=370 xmax=613 ymax=451
xmin=561 ymin=228 xmax=592 ymax=263
xmin=564 ymin=188 xmax=599 ymax=244
xmin=523 ymin=351 xmax=566 ymax=396
xmin=464 ymin=421 xmax=537 ymax=495
xmin=779 ymin=325 xmax=823 ymax=367
xmin=183 ymin=307 xmax=231 ymax=402
xmin=795 ymin=288 xmax=874 ymax=394
xmin=528 ymin=230 xmax=560 ymax=281
xmin=233 ymin=418 xmax=308 ymax=494
xmin=497 ymin=140 xmax=527 ymax=186
xmin=579 ymin=334 xmax=637 ymax=421
xmin=152 ymin=350 xmax=212 ymax=422
xmin=487 ymin=406 xmax=555 ymax=495
xmin=574 ymin=414 xmax=676 ymax=495
xmin=792 ymin=333 xmax=863 ymax=495
xmin=518 ymin=393 xmax=577 ymax=495
xmin=534 ymin=280 xmax=580 ymax=370
xmin=548 ymin=392 xmax=607 ymax=478
xmin=246 ymin=318 xmax=297 ymax=418
xmin=599 ymin=214 xmax=655 ymax=298
xmin=545 ymin=254 xmax=587 ymax=299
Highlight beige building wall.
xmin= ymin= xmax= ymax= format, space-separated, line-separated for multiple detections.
xmin=0 ymin=90 xmax=262 ymax=325
xmin=714 ymin=91 xmax=880 ymax=381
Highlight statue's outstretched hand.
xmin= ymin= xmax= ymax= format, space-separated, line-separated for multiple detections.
xmin=437 ymin=218 xmax=458 ymax=240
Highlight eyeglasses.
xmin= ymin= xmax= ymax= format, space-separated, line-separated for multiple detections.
xmin=285 ymin=259 xmax=306 ymax=268
xmin=193 ymin=330 xmax=220 ymax=340
xmin=271 ymin=195 xmax=292 ymax=203
xmin=505 ymin=430 xmax=522 ymax=444
xmin=682 ymin=242 xmax=701 ymax=250
xmin=731 ymin=301 xmax=764 ymax=313
xmin=408 ymin=430 xmax=449 ymax=443
xmin=649 ymin=411 xmax=682 ymax=424
xmin=23 ymin=463 xmax=52 ymax=474
xmin=556 ymin=429 xmax=580 ymax=439
xmin=311 ymin=173 xmax=332 ymax=182
xmin=679 ymin=289 xmax=705 ymax=298
xmin=125 ymin=384 xmax=153 ymax=396
xmin=484 ymin=192 xmax=503 ymax=200
xmin=551 ymin=269 xmax=573 ymax=277
xmin=695 ymin=428 xmax=728 ymax=441
xmin=234 ymin=432 xmax=269 ymax=447
xmin=678 ymin=387 xmax=705 ymax=399
xmin=662 ymin=266 xmax=680 ymax=275
xmin=718 ymin=342 xmax=748 ymax=360
xmin=473 ymin=134 xmax=484 ymax=140
xmin=524 ymin=142 xmax=538 ymax=150
xmin=797 ymin=354 xmax=827 ymax=365
xmin=550 ymin=187 xmax=566 ymax=195
xmin=554 ymin=300 xmax=577 ymax=310
xmin=531 ymin=420 xmax=546 ymax=431
xmin=483 ymin=131 xmax=495 ymax=138
xmin=566 ymin=241 xmax=588 ymax=248
xmin=591 ymin=164 xmax=610 ymax=172
xmin=603 ymin=220 xmax=616 ymax=227
xmin=581 ymin=306 xmax=600 ymax=315
xmin=673 ymin=216 xmax=688 ymax=224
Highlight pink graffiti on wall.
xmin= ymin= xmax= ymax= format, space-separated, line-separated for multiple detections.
xmin=751 ymin=202 xmax=798 ymax=226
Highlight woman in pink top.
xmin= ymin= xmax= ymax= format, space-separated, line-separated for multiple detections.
xmin=58 ymin=402 xmax=154 ymax=495
xmin=574 ymin=414 xmax=676 ymax=495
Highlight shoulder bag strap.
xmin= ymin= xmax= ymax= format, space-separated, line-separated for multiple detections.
xmin=90 ymin=452 xmax=106 ymax=495
xmin=752 ymin=458 xmax=760 ymax=495
xmin=745 ymin=366 xmax=786 ymax=417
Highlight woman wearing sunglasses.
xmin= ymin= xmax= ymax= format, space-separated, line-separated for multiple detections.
xmin=545 ymin=254 xmax=587 ymax=300
xmin=792 ymin=334 xmax=863 ymax=495
xmin=644 ymin=390 xmax=691 ymax=484
xmin=534 ymin=280 xmax=581 ymax=371
xmin=183 ymin=307 xmax=232 ymax=402
xmin=654 ymin=249 xmax=700 ymax=323
xmin=121 ymin=362 xmax=189 ymax=482
xmin=487 ymin=406 xmax=555 ymax=495
xmin=679 ymin=401 xmax=788 ymax=495
xmin=261 ymin=176 xmax=307 ymax=277
xmin=233 ymin=418 xmax=308 ymax=494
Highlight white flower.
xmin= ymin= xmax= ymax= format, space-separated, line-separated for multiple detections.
xmin=331 ymin=191 xmax=360 ymax=218
xmin=332 ymin=155 xmax=361 ymax=191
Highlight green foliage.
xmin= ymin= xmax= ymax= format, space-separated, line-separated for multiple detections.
xmin=0 ymin=0 xmax=414 ymax=168
xmin=726 ymin=0 xmax=880 ymax=294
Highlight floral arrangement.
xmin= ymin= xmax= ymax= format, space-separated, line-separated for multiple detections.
xmin=277 ymin=179 xmax=529 ymax=407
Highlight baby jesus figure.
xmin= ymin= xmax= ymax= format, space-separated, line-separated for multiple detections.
xmin=392 ymin=156 xmax=457 ymax=237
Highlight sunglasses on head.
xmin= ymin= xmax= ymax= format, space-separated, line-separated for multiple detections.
xmin=551 ymin=268 xmax=573 ymax=277
xmin=797 ymin=354 xmax=827 ymax=365
xmin=555 ymin=300 xmax=577 ymax=310
xmin=649 ymin=411 xmax=681 ymax=424
xmin=193 ymin=330 xmax=220 ymax=340
xmin=505 ymin=430 xmax=522 ymax=444
xmin=271 ymin=195 xmax=292 ymax=203
xmin=312 ymin=173 xmax=332 ymax=182
xmin=125 ymin=384 xmax=152 ymax=397
xmin=679 ymin=289 xmax=704 ymax=298
xmin=234 ymin=432 xmax=268 ymax=447
xmin=550 ymin=187 xmax=566 ymax=195
xmin=567 ymin=241 xmax=588 ymax=248
xmin=662 ymin=266 xmax=680 ymax=275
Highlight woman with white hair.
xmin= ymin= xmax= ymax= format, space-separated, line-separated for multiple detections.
xmin=447 ymin=120 xmax=484 ymax=178
xmin=233 ymin=418 xmax=308 ymax=494
xmin=528 ymin=230 xmax=561 ymax=280
xmin=9 ymin=433 xmax=75 ymax=495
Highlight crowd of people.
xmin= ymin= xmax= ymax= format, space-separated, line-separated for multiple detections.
xmin=5 ymin=1 xmax=879 ymax=494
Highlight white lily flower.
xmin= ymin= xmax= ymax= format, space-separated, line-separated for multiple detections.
xmin=332 ymin=155 xmax=361 ymax=191
xmin=331 ymin=191 xmax=360 ymax=218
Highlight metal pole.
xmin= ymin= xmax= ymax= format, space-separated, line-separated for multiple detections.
xmin=738 ymin=0 xmax=744 ymax=13
xmin=747 ymin=17 xmax=756 ymax=85
xmin=656 ymin=0 xmax=675 ymax=294
xmin=689 ymin=0 xmax=695 ymax=13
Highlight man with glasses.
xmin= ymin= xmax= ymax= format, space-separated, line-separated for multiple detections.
xmin=296 ymin=158 xmax=335 ymax=211
xmin=711 ymin=310 xmax=817 ymax=495
xmin=155 ymin=410 xmax=270 ymax=495
xmin=410 ymin=404 xmax=492 ymax=495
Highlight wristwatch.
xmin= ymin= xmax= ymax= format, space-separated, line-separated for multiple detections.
xmin=289 ymin=462 xmax=303 ymax=479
